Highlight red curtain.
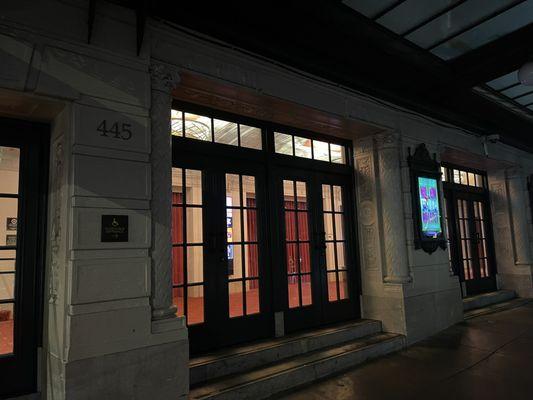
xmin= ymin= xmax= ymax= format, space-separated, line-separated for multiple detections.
xmin=171 ymin=193 xmax=184 ymax=285
xmin=246 ymin=199 xmax=259 ymax=288
xmin=284 ymin=202 xmax=310 ymax=282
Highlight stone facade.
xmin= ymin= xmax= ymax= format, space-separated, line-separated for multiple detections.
xmin=0 ymin=1 xmax=532 ymax=399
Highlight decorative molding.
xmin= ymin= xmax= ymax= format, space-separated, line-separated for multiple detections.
xmin=49 ymin=138 xmax=64 ymax=304
xmin=150 ymin=62 xmax=181 ymax=93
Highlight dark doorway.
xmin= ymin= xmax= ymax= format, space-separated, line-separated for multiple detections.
xmin=0 ymin=117 xmax=48 ymax=397
xmin=171 ymin=104 xmax=360 ymax=354
xmin=442 ymin=164 xmax=497 ymax=297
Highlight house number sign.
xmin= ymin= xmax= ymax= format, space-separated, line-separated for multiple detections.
xmin=97 ymin=120 xmax=133 ymax=140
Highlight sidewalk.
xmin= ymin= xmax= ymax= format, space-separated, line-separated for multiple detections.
xmin=280 ymin=301 xmax=533 ymax=400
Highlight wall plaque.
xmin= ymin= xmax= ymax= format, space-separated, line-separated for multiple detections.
xmin=101 ymin=215 xmax=129 ymax=242
xmin=6 ymin=234 xmax=16 ymax=246
xmin=6 ymin=217 xmax=17 ymax=231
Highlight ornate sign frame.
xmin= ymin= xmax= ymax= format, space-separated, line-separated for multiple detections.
xmin=408 ymin=143 xmax=446 ymax=254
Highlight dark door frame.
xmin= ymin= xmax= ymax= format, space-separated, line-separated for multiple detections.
xmin=0 ymin=117 xmax=49 ymax=398
xmin=442 ymin=163 xmax=497 ymax=297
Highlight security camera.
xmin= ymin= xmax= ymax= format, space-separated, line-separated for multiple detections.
xmin=486 ymin=134 xmax=500 ymax=143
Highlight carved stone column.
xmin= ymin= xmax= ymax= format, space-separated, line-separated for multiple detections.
xmin=375 ymin=133 xmax=411 ymax=283
xmin=150 ymin=62 xmax=180 ymax=323
xmin=506 ymin=167 xmax=532 ymax=265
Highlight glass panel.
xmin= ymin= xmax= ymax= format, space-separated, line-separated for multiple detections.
xmin=288 ymin=275 xmax=300 ymax=308
xmin=467 ymin=172 xmax=475 ymax=187
xmin=335 ymin=214 xmax=344 ymax=240
xmin=330 ymin=144 xmax=345 ymax=164
xmin=322 ymin=184 xmax=332 ymax=212
xmin=285 ymin=211 xmax=297 ymax=241
xmin=184 ymin=113 xmax=212 ymax=141
xmin=187 ymin=285 xmax=204 ymax=325
xmin=275 ymin=132 xmax=293 ymax=155
xmin=286 ymin=243 xmax=298 ymax=275
xmin=213 ymin=119 xmax=238 ymax=146
xmin=229 ymin=281 xmax=244 ymax=318
xmin=0 ymin=198 xmax=18 ymax=246
xmin=299 ymin=243 xmax=311 ymax=273
xmin=475 ymin=174 xmax=484 ymax=188
xmin=185 ymin=169 xmax=202 ymax=205
xmin=243 ymin=209 xmax=257 ymax=242
xmin=283 ymin=180 xmax=295 ymax=209
xmin=453 ymin=169 xmax=460 ymax=184
xmin=324 ymin=213 xmax=334 ymax=241
xmin=244 ymin=244 xmax=259 ymax=278
xmin=294 ymin=136 xmax=312 ymax=159
xmin=171 ymin=168 xmax=183 ymax=200
xmin=227 ymin=245 xmax=242 ymax=279
xmin=245 ymin=280 xmax=260 ymax=314
xmin=186 ymin=208 xmax=203 ymax=243
xmin=187 ymin=246 xmax=203 ymax=283
xmin=325 ymin=242 xmax=336 ymax=271
xmin=170 ymin=110 xmax=183 ymax=137
xmin=459 ymin=170 xmax=468 ymax=185
xmin=0 ymin=273 xmax=14 ymax=301
xmin=337 ymin=242 xmax=346 ymax=268
xmin=172 ymin=287 xmax=184 ymax=317
xmin=296 ymin=181 xmax=307 ymax=210
xmin=172 ymin=247 xmax=184 ymax=285
xmin=226 ymin=209 xmax=241 ymax=243
xmin=297 ymin=213 xmax=309 ymax=241
xmin=226 ymin=174 xmax=241 ymax=207
xmin=327 ymin=272 xmax=338 ymax=302
xmin=313 ymin=140 xmax=330 ymax=161
xmin=338 ymin=271 xmax=349 ymax=300
xmin=0 ymin=251 xmax=15 ymax=272
xmin=0 ymin=303 xmax=14 ymax=355
xmin=240 ymin=125 xmax=262 ymax=150
xmin=242 ymin=176 xmax=256 ymax=205
xmin=171 ymin=208 xmax=183 ymax=244
xmin=441 ymin=166 xmax=447 ymax=181
xmin=333 ymin=185 xmax=343 ymax=212
xmin=301 ymin=275 xmax=312 ymax=306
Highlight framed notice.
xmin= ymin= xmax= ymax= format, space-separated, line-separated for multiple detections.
xmin=408 ymin=143 xmax=446 ymax=254
xmin=6 ymin=234 xmax=17 ymax=246
xmin=6 ymin=217 xmax=17 ymax=231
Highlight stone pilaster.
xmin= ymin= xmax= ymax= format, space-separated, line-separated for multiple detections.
xmin=506 ymin=167 xmax=532 ymax=266
xmin=375 ymin=133 xmax=411 ymax=283
xmin=149 ymin=62 xmax=181 ymax=326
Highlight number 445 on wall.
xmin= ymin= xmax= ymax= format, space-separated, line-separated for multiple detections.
xmin=97 ymin=120 xmax=132 ymax=140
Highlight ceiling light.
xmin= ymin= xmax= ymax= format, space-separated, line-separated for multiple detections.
xmin=518 ymin=62 xmax=533 ymax=85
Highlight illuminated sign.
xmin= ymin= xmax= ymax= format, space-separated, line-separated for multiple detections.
xmin=418 ymin=177 xmax=441 ymax=238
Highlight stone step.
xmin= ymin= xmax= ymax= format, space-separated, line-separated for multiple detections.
xmin=463 ymin=290 xmax=516 ymax=312
xmin=189 ymin=332 xmax=405 ymax=400
xmin=190 ymin=319 xmax=382 ymax=386
xmin=464 ymin=298 xmax=530 ymax=320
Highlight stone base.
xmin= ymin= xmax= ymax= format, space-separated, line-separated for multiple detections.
xmin=498 ymin=272 xmax=533 ymax=298
xmin=48 ymin=339 xmax=188 ymax=400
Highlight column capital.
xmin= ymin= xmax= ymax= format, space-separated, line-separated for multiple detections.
xmin=374 ymin=131 xmax=400 ymax=150
xmin=150 ymin=62 xmax=181 ymax=94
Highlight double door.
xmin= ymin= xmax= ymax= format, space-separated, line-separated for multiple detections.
xmin=172 ymin=153 xmax=358 ymax=353
xmin=445 ymin=190 xmax=497 ymax=296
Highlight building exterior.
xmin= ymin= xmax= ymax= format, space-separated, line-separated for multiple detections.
xmin=1 ymin=1 xmax=533 ymax=399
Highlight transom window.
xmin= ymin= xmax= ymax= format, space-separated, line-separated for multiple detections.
xmin=274 ymin=132 xmax=346 ymax=164
xmin=171 ymin=110 xmax=262 ymax=150
xmin=441 ymin=166 xmax=486 ymax=189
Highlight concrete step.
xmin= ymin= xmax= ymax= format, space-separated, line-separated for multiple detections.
xmin=190 ymin=319 xmax=382 ymax=386
xmin=463 ymin=290 xmax=516 ymax=312
xmin=189 ymin=332 xmax=405 ymax=400
xmin=464 ymin=298 xmax=530 ymax=320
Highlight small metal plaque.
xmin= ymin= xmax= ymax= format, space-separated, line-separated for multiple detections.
xmin=6 ymin=234 xmax=17 ymax=246
xmin=6 ymin=217 xmax=17 ymax=231
xmin=101 ymin=215 xmax=128 ymax=242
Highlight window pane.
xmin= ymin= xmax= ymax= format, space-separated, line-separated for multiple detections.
xmin=294 ymin=136 xmax=312 ymax=159
xmin=0 ymin=198 xmax=18 ymax=246
xmin=467 ymin=172 xmax=475 ymax=187
xmin=336 ymin=242 xmax=346 ymax=268
xmin=184 ymin=113 xmax=212 ymax=141
xmin=453 ymin=169 xmax=460 ymax=184
xmin=172 ymin=287 xmax=184 ymax=317
xmin=475 ymin=174 xmax=484 ymax=188
xmin=172 ymin=246 xmax=184 ymax=285
xmin=185 ymin=169 xmax=202 ymax=205
xmin=227 ymin=244 xmax=242 ymax=279
xmin=313 ymin=140 xmax=329 ymax=161
xmin=242 ymin=176 xmax=256 ymax=205
xmin=244 ymin=209 xmax=257 ymax=242
xmin=186 ymin=208 xmax=203 ymax=243
xmin=213 ymin=119 xmax=238 ymax=146
xmin=187 ymin=286 xmax=204 ymax=325
xmin=226 ymin=174 xmax=241 ymax=207
xmin=325 ymin=242 xmax=336 ymax=271
xmin=240 ymin=125 xmax=262 ymax=150
xmin=339 ymin=271 xmax=349 ymax=300
xmin=297 ymin=213 xmax=309 ymax=241
xmin=301 ymin=275 xmax=312 ymax=306
xmin=288 ymin=275 xmax=300 ymax=308
xmin=299 ymin=243 xmax=311 ymax=273
xmin=245 ymin=280 xmax=260 ymax=315
xmin=296 ymin=181 xmax=307 ymax=210
xmin=171 ymin=110 xmax=183 ymax=137
xmin=171 ymin=168 xmax=183 ymax=200
xmin=327 ymin=272 xmax=338 ymax=302
xmin=335 ymin=214 xmax=344 ymax=240
xmin=244 ymin=244 xmax=259 ymax=278
xmin=330 ymin=144 xmax=345 ymax=164
xmin=275 ymin=132 xmax=293 ymax=155
xmin=459 ymin=170 xmax=468 ymax=185
xmin=283 ymin=180 xmax=295 ymax=209
xmin=441 ymin=166 xmax=447 ymax=181
xmin=0 ymin=273 xmax=14 ymax=301
xmin=333 ymin=186 xmax=343 ymax=212
xmin=226 ymin=208 xmax=241 ymax=243
xmin=324 ymin=213 xmax=334 ymax=241
xmin=229 ymin=281 xmax=244 ymax=318
xmin=286 ymin=243 xmax=298 ymax=274
xmin=187 ymin=246 xmax=203 ymax=283
xmin=0 ymin=303 xmax=14 ymax=355
xmin=322 ymin=184 xmax=332 ymax=212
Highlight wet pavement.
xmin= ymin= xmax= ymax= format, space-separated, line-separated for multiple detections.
xmin=280 ymin=301 xmax=533 ymax=400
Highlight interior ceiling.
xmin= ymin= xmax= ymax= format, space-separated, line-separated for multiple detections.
xmin=124 ymin=0 xmax=533 ymax=152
